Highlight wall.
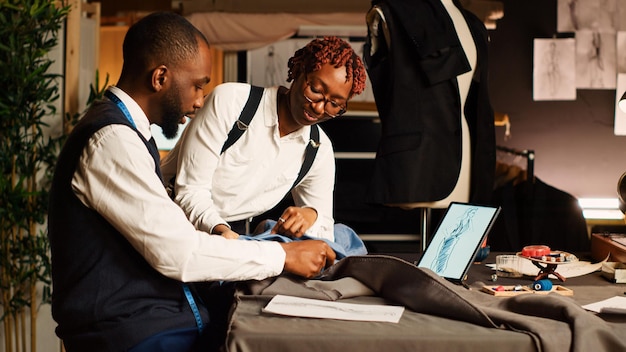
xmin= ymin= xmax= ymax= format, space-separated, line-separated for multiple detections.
xmin=98 ymin=24 xmax=224 ymax=95
xmin=177 ymin=0 xmax=369 ymax=14
xmin=489 ymin=0 xmax=626 ymax=199
xmin=96 ymin=0 xmax=170 ymax=16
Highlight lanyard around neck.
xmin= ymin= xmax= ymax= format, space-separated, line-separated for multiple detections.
xmin=104 ymin=90 xmax=137 ymax=129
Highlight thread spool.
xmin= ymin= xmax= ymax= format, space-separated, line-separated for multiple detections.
xmin=532 ymin=279 xmax=553 ymax=291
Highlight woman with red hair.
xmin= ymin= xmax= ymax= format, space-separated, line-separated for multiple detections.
xmin=162 ymin=36 xmax=368 ymax=258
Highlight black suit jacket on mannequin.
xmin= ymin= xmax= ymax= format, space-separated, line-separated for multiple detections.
xmin=364 ymin=0 xmax=495 ymax=205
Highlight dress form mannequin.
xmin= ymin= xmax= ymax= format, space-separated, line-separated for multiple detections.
xmin=367 ymin=0 xmax=477 ymax=248
xmin=388 ymin=0 xmax=476 ymax=210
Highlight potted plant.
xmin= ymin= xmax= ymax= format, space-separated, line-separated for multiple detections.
xmin=0 ymin=1 xmax=70 ymax=351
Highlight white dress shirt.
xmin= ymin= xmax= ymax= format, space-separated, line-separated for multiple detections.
xmin=160 ymin=83 xmax=336 ymax=240
xmin=71 ymin=86 xmax=285 ymax=282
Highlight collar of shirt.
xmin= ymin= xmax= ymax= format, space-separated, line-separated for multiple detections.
xmin=263 ymin=86 xmax=310 ymax=143
xmin=108 ymin=86 xmax=152 ymax=141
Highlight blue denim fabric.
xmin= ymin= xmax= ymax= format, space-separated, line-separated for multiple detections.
xmin=239 ymin=220 xmax=367 ymax=260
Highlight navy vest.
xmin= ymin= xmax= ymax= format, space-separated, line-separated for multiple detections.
xmin=48 ymin=99 xmax=207 ymax=350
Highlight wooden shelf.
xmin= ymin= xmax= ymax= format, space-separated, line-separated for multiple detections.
xmin=591 ymin=233 xmax=626 ymax=263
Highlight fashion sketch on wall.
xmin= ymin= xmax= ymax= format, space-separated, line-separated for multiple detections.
xmin=557 ymin=0 xmax=619 ymax=32
xmin=533 ymin=38 xmax=576 ymax=101
xmin=617 ymin=32 xmax=626 ymax=74
xmin=557 ymin=0 xmax=622 ymax=90
xmin=575 ymin=30 xmax=616 ymax=89
xmin=247 ymin=38 xmax=312 ymax=87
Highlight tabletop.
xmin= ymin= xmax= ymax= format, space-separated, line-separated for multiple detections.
xmin=225 ymin=252 xmax=626 ymax=352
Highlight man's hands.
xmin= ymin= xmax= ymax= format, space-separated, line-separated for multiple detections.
xmin=280 ymin=240 xmax=336 ymax=278
xmin=271 ymin=206 xmax=317 ymax=238
xmin=273 ymin=207 xmax=333 ymax=278
xmin=212 ymin=218 xmax=335 ymax=278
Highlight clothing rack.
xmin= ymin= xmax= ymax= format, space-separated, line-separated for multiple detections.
xmin=496 ymin=145 xmax=535 ymax=182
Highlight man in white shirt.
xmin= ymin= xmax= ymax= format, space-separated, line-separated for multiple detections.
xmin=47 ymin=12 xmax=335 ymax=352
xmin=160 ymin=37 xmax=368 ymax=257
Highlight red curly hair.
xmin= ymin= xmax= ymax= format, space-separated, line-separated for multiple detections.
xmin=287 ymin=36 xmax=366 ymax=98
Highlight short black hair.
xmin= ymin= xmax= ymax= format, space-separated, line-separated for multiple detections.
xmin=122 ymin=12 xmax=209 ymax=74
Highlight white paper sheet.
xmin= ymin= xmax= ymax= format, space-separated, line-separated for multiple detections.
xmin=263 ymin=294 xmax=404 ymax=323
xmin=582 ymin=296 xmax=626 ymax=314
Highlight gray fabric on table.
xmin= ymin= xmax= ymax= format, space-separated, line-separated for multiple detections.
xmin=242 ymin=255 xmax=626 ymax=352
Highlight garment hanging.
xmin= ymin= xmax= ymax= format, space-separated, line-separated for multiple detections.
xmin=363 ymin=0 xmax=496 ymax=205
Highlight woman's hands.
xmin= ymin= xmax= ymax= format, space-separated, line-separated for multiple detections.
xmin=271 ymin=206 xmax=318 ymax=238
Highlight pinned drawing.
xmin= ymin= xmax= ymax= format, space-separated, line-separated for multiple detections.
xmin=247 ymin=38 xmax=312 ymax=87
xmin=533 ymin=38 xmax=576 ymax=101
xmin=617 ymin=32 xmax=626 ymax=73
xmin=557 ymin=0 xmax=618 ymax=32
xmin=263 ymin=46 xmax=285 ymax=87
xmin=575 ymin=29 xmax=616 ymax=89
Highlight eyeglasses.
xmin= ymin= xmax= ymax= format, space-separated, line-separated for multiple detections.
xmin=303 ymin=80 xmax=347 ymax=118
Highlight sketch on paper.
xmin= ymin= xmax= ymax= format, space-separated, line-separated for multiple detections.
xmin=617 ymin=32 xmax=626 ymax=73
xmin=263 ymin=295 xmax=405 ymax=323
xmin=533 ymin=38 xmax=576 ymax=101
xmin=557 ymin=0 xmax=618 ymax=32
xmin=621 ymin=3 xmax=626 ymax=31
xmin=247 ymin=38 xmax=312 ymax=87
xmin=262 ymin=45 xmax=287 ymax=87
xmin=575 ymin=30 xmax=616 ymax=89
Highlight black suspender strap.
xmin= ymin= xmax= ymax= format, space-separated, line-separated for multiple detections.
xmin=291 ymin=125 xmax=320 ymax=189
xmin=219 ymin=84 xmax=320 ymax=190
xmin=169 ymin=85 xmax=264 ymax=198
xmin=221 ymin=85 xmax=264 ymax=154
xmin=222 ymin=90 xmax=320 ymax=232
xmin=232 ymin=124 xmax=320 ymax=233
xmin=171 ymin=85 xmax=320 ymax=202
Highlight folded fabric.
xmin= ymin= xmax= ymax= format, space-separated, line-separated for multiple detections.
xmin=245 ymin=275 xmax=374 ymax=301
xmin=241 ymin=255 xmax=626 ymax=352
xmin=239 ymin=221 xmax=368 ymax=259
xmin=239 ymin=233 xmax=349 ymax=259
